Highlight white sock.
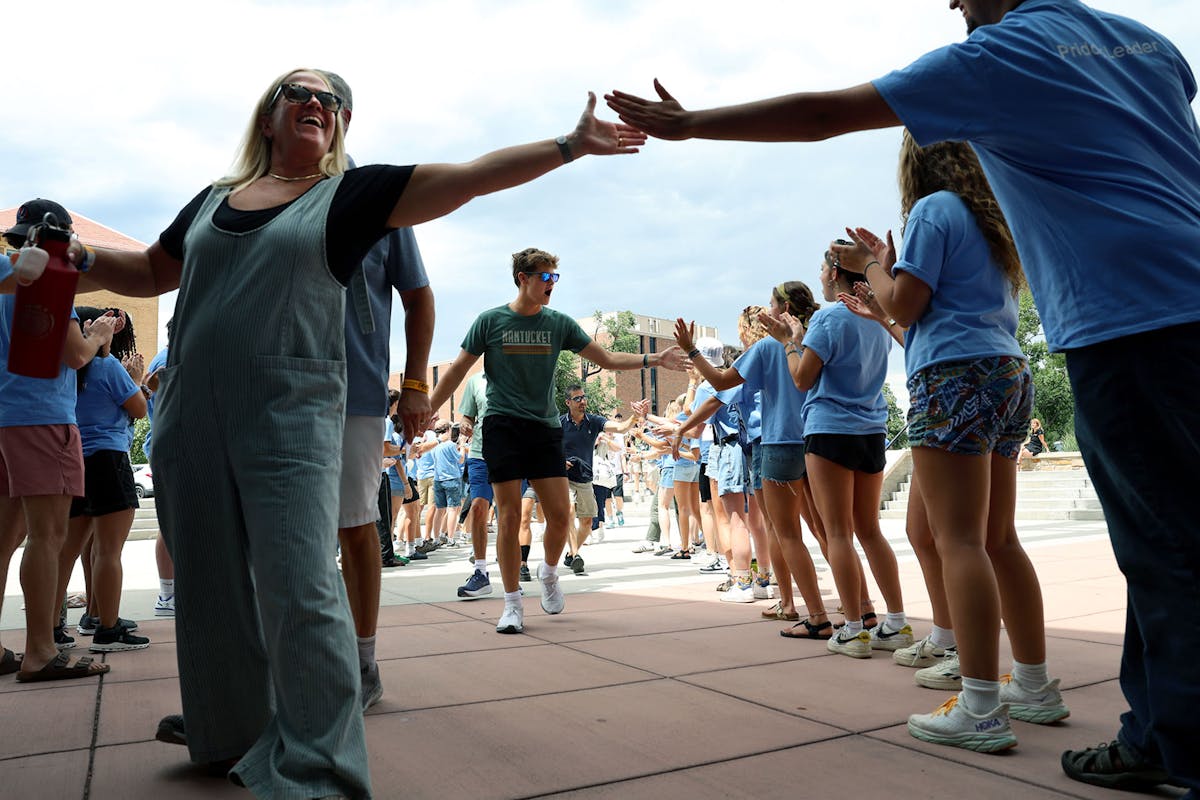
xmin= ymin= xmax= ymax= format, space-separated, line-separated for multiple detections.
xmin=356 ymin=635 xmax=377 ymax=672
xmin=542 ymin=563 xmax=559 ymax=579
xmin=474 ymin=559 xmax=487 ymax=573
xmin=844 ymin=620 xmax=864 ymax=635
xmin=159 ymin=579 xmax=174 ymax=599
xmin=1012 ymin=660 xmax=1049 ymax=689
xmin=885 ymin=612 xmax=907 ymax=631
xmin=504 ymin=590 xmax=522 ymax=606
xmin=960 ymin=677 xmax=1001 ymax=714
xmin=406 ymin=541 xmax=416 ymax=555
xmin=930 ymin=625 xmax=956 ymax=650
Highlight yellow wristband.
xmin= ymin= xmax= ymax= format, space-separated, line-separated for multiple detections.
xmin=401 ymin=378 xmax=430 ymax=394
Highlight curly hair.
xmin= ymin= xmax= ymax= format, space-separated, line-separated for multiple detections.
xmin=770 ymin=281 xmax=821 ymax=326
xmin=736 ymin=305 xmax=770 ymax=348
xmin=898 ymin=130 xmax=1023 ymax=294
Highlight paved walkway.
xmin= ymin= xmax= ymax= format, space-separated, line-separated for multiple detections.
xmin=1 ymin=502 xmax=1184 ymax=799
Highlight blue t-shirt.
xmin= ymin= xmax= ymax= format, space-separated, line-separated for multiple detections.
xmin=142 ymin=346 xmax=169 ymax=461
xmin=561 ymin=412 xmax=607 ymax=482
xmin=695 ymin=382 xmax=739 ymax=439
xmin=415 ymin=432 xmax=438 ymax=480
xmin=344 ymin=226 xmax=429 ymax=416
xmin=894 ymin=191 xmax=1024 ymax=375
xmin=76 ymin=354 xmax=140 ymax=456
xmin=0 ymin=284 xmax=80 ymax=428
xmin=728 ymin=385 xmax=763 ymax=442
xmin=432 ymin=439 xmax=462 ymax=482
xmin=873 ymin=0 xmax=1200 ymax=351
xmin=386 ymin=429 xmax=405 ymax=484
xmin=732 ymin=337 xmax=805 ymax=445
xmin=801 ymin=303 xmax=890 ymax=436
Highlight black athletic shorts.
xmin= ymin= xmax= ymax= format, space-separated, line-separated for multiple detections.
xmin=804 ymin=433 xmax=886 ymax=475
xmin=482 ymin=415 xmax=567 ymax=484
xmin=402 ymin=476 xmax=419 ymax=505
xmin=69 ymin=450 xmax=139 ymax=518
xmin=698 ymin=463 xmax=712 ymax=503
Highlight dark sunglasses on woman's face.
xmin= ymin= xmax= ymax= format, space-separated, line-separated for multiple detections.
xmin=272 ymin=83 xmax=344 ymax=113
xmin=523 ymin=271 xmax=560 ymax=283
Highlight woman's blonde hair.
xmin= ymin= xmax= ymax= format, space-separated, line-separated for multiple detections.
xmin=216 ymin=67 xmax=348 ymax=193
xmin=898 ymin=130 xmax=1023 ymax=295
xmin=737 ymin=305 xmax=770 ymax=347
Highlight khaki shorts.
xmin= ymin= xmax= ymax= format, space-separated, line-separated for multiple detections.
xmin=568 ymin=480 xmax=597 ymax=519
xmin=338 ymin=415 xmax=385 ymax=528
xmin=417 ymin=476 xmax=435 ymax=506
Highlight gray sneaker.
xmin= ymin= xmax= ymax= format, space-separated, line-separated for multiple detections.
xmin=915 ymin=651 xmax=961 ymax=690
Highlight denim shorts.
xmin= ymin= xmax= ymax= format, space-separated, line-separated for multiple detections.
xmin=749 ymin=440 xmax=763 ymax=491
xmin=659 ymin=464 xmax=676 ymax=489
xmin=466 ymin=457 xmax=494 ymax=503
xmin=673 ymin=460 xmax=701 ymax=483
xmin=433 ymin=478 xmax=462 ymax=508
xmin=907 ymin=355 xmax=1031 ymax=460
xmin=759 ymin=442 xmax=807 ymax=483
xmin=716 ymin=443 xmax=750 ymax=496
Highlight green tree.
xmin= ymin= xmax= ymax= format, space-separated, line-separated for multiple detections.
xmin=129 ymin=416 xmax=151 ymax=465
xmin=883 ymin=382 xmax=908 ymax=448
xmin=1016 ymin=290 xmax=1075 ymax=446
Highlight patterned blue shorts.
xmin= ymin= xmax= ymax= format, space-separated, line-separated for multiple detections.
xmin=907 ymin=356 xmax=1032 ymax=459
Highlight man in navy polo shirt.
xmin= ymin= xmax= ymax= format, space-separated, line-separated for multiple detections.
xmin=559 ymin=384 xmax=646 ymax=574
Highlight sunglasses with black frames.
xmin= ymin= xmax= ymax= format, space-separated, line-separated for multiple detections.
xmin=522 ymin=271 xmax=560 ymax=283
xmin=271 ymin=83 xmax=345 ymax=113
xmin=568 ymin=395 xmax=586 ymax=402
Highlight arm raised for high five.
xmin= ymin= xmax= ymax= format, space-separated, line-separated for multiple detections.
xmin=604 ymin=80 xmax=898 ymax=143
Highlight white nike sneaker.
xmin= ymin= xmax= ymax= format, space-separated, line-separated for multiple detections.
xmin=869 ymin=622 xmax=914 ymax=652
xmin=894 ymin=634 xmax=951 ymax=667
xmin=999 ymin=674 xmax=1070 ymax=723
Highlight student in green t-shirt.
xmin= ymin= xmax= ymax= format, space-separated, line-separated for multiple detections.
xmin=430 ymin=248 xmax=687 ymax=634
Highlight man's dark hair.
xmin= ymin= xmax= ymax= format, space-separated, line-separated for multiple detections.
xmin=511 ymin=247 xmax=559 ymax=286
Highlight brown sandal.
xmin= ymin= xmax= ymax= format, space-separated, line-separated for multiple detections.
xmin=760 ymin=602 xmax=800 ymax=622
xmin=779 ymin=618 xmax=833 ymax=640
xmin=16 ymin=651 xmax=109 ymax=682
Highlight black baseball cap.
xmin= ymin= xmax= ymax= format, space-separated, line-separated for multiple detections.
xmin=6 ymin=198 xmax=73 ymax=241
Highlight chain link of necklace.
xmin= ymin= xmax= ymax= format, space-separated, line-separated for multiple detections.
xmin=268 ymin=172 xmax=322 ymax=182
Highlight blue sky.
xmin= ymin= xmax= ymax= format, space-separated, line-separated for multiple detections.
xmin=4 ymin=0 xmax=1198 ymax=407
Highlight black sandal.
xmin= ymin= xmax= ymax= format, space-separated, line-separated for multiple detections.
xmin=779 ymin=618 xmax=833 ymax=640
xmin=861 ymin=612 xmax=878 ymax=629
xmin=1062 ymin=739 xmax=1183 ymax=791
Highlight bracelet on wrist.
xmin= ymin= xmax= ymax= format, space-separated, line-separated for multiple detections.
xmin=687 ymin=348 xmax=700 ymax=359
xmin=401 ymin=378 xmax=430 ymax=394
xmin=864 ymin=260 xmax=881 ymax=275
xmin=642 ymin=353 xmax=649 ymax=368
xmin=79 ymin=245 xmax=96 ymax=273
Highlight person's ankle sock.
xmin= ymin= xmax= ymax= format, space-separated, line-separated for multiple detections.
xmin=931 ymin=624 xmax=956 ymax=650
xmin=961 ymin=677 xmax=1001 ymax=714
xmin=503 ymin=590 xmax=522 ymax=606
xmin=357 ymin=635 xmax=376 ymax=672
xmin=1012 ymin=660 xmax=1049 ymax=689
xmin=474 ymin=559 xmax=487 ymax=574
xmin=844 ymin=620 xmax=864 ymax=636
xmin=885 ymin=612 xmax=907 ymax=631
xmin=520 ymin=545 xmax=531 ymax=562
xmin=159 ymin=579 xmax=175 ymax=599
xmin=542 ymin=563 xmax=559 ymax=579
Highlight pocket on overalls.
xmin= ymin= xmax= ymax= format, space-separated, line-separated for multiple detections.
xmin=249 ymin=355 xmax=345 ymax=464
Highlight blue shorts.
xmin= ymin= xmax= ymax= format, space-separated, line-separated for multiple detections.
xmin=750 ymin=440 xmax=763 ymax=491
xmin=907 ymin=356 xmax=1031 ymax=460
xmin=659 ymin=464 xmax=676 ymax=489
xmin=433 ymin=478 xmax=462 ymax=508
xmin=759 ymin=442 xmax=807 ymax=483
xmin=466 ymin=457 xmax=494 ymax=504
xmin=387 ymin=471 xmax=406 ymax=494
xmin=673 ymin=460 xmax=701 ymax=483
xmin=716 ymin=443 xmax=749 ymax=496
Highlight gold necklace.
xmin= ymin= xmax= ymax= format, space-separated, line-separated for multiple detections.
xmin=268 ymin=172 xmax=323 ymax=182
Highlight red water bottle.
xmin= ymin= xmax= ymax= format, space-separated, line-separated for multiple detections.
xmin=7 ymin=214 xmax=80 ymax=379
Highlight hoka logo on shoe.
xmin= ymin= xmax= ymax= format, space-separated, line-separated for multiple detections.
xmin=975 ymin=718 xmax=1003 ymax=732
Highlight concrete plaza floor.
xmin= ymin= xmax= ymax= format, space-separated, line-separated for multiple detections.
xmin=0 ymin=502 xmax=1186 ymax=799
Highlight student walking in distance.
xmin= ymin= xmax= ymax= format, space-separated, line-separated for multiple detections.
xmin=429 ymin=248 xmax=687 ymax=634
xmin=609 ymin=2 xmax=1200 ymax=788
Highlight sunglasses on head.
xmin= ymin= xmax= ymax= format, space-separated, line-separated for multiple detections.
xmin=272 ymin=83 xmax=344 ymax=113
xmin=523 ymin=271 xmax=560 ymax=283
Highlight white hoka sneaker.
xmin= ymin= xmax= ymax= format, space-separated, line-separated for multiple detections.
xmin=894 ymin=635 xmax=951 ymax=667
xmin=720 ymin=577 xmax=757 ymax=604
xmin=826 ymin=628 xmax=872 ymax=658
xmin=999 ymin=674 xmax=1070 ymax=723
xmin=915 ymin=651 xmax=962 ymax=690
xmin=538 ymin=563 xmax=565 ymax=615
xmin=496 ymin=604 xmax=524 ymax=634
xmin=907 ymin=694 xmax=1017 ymax=753
xmin=869 ymin=622 xmax=914 ymax=651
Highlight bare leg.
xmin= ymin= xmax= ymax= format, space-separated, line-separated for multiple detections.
xmin=658 ymin=487 xmax=676 ymax=550
xmin=338 ymin=522 xmax=381 ymax=637
xmin=805 ymin=454 xmax=871 ymax=628
xmin=851 ymin=469 xmax=904 ymax=614
xmin=0 ymin=500 xmax=27 ymax=653
xmin=761 ymin=480 xmax=827 ymax=622
xmin=986 ymin=453 xmax=1046 ymax=664
xmin=469 ymin=497 xmax=491 ymax=563
xmin=17 ymin=495 xmax=74 ymax=673
xmin=491 ymin=481 xmax=524 ymax=593
xmin=720 ymin=493 xmax=752 ymax=572
xmin=529 ymin=477 xmax=571 ymax=587
xmin=906 ymin=475 xmax=951 ymax=628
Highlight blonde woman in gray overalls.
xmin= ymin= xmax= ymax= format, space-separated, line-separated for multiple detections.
xmin=69 ymin=67 xmax=646 ymax=799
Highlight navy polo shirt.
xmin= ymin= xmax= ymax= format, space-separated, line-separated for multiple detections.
xmin=559 ymin=412 xmax=606 ymax=483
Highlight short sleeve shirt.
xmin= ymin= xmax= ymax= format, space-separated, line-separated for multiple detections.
xmin=457 ymin=372 xmax=488 ymax=459
xmin=732 ymin=337 xmax=806 ymax=444
xmin=801 ymin=304 xmax=890 ymax=436
xmin=560 ymin=412 xmax=607 ymax=482
xmin=76 ymin=354 xmax=140 ymax=455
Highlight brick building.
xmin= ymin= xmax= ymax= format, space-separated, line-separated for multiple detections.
xmin=1 ymin=206 xmax=158 ymax=357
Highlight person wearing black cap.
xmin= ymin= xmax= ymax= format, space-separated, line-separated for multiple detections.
xmin=1 ymin=199 xmax=120 ymax=683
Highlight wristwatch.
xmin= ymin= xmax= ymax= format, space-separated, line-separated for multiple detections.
xmin=555 ymin=135 xmax=574 ymax=163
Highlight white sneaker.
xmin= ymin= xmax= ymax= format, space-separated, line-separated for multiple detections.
xmin=751 ymin=576 xmax=779 ymax=600
xmin=496 ymin=604 xmax=524 ymax=634
xmin=632 ymin=541 xmax=655 ymax=554
xmin=538 ymin=563 xmax=565 ymax=615
xmin=915 ymin=651 xmax=962 ymax=690
xmin=869 ymin=622 xmax=914 ymax=652
xmin=154 ymin=595 xmax=175 ymax=617
xmin=826 ymin=628 xmax=872 ymax=658
xmin=720 ymin=578 xmax=757 ymax=604
xmin=698 ymin=555 xmax=726 ymax=573
xmin=907 ymin=694 xmax=1017 ymax=753
xmin=999 ymin=674 xmax=1070 ymax=723
xmin=592 ymin=527 xmax=605 ymax=544
xmin=894 ymin=634 xmax=950 ymax=667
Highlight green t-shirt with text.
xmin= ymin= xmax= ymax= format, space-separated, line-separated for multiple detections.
xmin=462 ymin=305 xmax=591 ymax=427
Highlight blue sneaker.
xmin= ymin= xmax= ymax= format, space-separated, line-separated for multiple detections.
xmin=457 ymin=569 xmax=492 ymax=599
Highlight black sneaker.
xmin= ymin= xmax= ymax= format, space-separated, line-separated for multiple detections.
xmin=156 ymin=714 xmax=187 ymax=746
xmin=407 ymin=549 xmax=428 ymax=560
xmin=53 ymin=625 xmax=76 ymax=651
xmin=571 ymin=554 xmax=586 ymax=575
xmin=77 ymin=615 xmax=138 ymax=636
xmin=563 ymin=554 xmax=575 ymax=567
xmin=89 ymin=626 xmax=150 ymax=653
xmin=519 ymin=564 xmax=532 ymax=582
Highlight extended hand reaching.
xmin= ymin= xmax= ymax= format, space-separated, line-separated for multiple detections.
xmin=574 ymin=92 xmax=648 ymax=156
xmin=604 ymin=80 xmax=692 ymax=141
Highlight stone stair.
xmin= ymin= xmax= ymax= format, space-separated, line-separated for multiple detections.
xmin=879 ymin=454 xmax=1105 ymax=522
xmin=129 ymin=498 xmax=160 ymax=541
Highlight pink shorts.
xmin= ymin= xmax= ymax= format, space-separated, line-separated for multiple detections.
xmin=0 ymin=424 xmax=84 ymax=497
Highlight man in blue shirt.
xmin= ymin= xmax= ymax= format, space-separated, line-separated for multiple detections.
xmin=607 ymin=3 xmax=1199 ymax=792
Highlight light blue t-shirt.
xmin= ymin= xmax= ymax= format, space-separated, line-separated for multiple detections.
xmin=732 ymin=337 xmax=805 ymax=445
xmin=895 ymin=191 xmax=1024 ymax=375
xmin=873 ymin=0 xmax=1200 ymax=351
xmin=801 ymin=303 xmax=890 ymax=436
xmin=76 ymin=354 xmax=140 ymax=456
xmin=432 ymin=439 xmax=462 ymax=482
xmin=386 ymin=429 xmax=405 ymax=484
xmin=415 ymin=432 xmax=437 ymax=480
xmin=695 ymin=382 xmax=739 ymax=439
xmin=344 ymin=157 xmax=429 ymax=417
xmin=0 ymin=282 xmax=80 ymax=428
xmin=142 ymin=346 xmax=169 ymax=461
xmin=728 ymin=385 xmax=763 ymax=442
